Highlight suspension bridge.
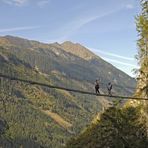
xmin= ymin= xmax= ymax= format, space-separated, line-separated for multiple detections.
xmin=0 ymin=73 xmax=147 ymax=100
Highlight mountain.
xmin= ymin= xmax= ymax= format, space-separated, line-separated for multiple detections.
xmin=61 ymin=41 xmax=96 ymax=60
xmin=0 ymin=35 xmax=136 ymax=147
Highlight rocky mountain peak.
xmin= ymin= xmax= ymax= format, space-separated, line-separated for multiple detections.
xmin=61 ymin=41 xmax=96 ymax=60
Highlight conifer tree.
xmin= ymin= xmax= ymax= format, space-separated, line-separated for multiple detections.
xmin=136 ymin=0 xmax=148 ymax=98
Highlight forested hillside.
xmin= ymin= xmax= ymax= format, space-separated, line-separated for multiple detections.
xmin=0 ymin=35 xmax=136 ymax=147
xmin=66 ymin=105 xmax=148 ymax=148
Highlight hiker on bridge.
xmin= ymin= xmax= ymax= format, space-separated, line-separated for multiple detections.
xmin=107 ymin=82 xmax=112 ymax=96
xmin=95 ymin=79 xmax=100 ymax=94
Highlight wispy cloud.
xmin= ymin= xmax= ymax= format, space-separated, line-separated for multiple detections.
xmin=103 ymin=57 xmax=137 ymax=68
xmin=91 ymin=48 xmax=135 ymax=61
xmin=52 ymin=3 xmax=136 ymax=41
xmin=2 ymin=0 xmax=28 ymax=6
xmin=77 ymin=6 xmax=127 ymax=30
xmin=88 ymin=47 xmax=138 ymax=68
xmin=1 ymin=0 xmax=51 ymax=7
xmin=126 ymin=4 xmax=134 ymax=9
xmin=37 ymin=0 xmax=51 ymax=8
xmin=0 ymin=26 xmax=40 ymax=33
xmin=55 ymin=7 xmax=125 ymax=40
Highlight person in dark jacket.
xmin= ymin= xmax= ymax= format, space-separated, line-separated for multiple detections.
xmin=107 ymin=82 xmax=112 ymax=96
xmin=95 ymin=80 xmax=100 ymax=94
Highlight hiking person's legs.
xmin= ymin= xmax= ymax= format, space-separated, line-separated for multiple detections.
xmin=97 ymin=88 xmax=100 ymax=94
xmin=95 ymin=87 xmax=98 ymax=94
xmin=108 ymin=89 xmax=112 ymax=96
xmin=95 ymin=86 xmax=100 ymax=94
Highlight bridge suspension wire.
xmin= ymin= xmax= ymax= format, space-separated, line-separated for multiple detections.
xmin=0 ymin=73 xmax=147 ymax=100
xmin=99 ymin=82 xmax=136 ymax=90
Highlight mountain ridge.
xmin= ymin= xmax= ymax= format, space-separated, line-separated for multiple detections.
xmin=0 ymin=35 xmax=135 ymax=78
xmin=0 ymin=35 xmax=136 ymax=147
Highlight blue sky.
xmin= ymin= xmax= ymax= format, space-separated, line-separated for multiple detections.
xmin=0 ymin=0 xmax=141 ymax=77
